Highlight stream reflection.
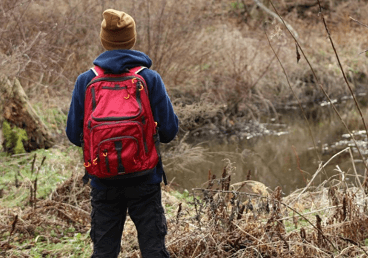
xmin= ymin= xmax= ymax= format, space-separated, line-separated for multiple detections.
xmin=165 ymin=102 xmax=368 ymax=194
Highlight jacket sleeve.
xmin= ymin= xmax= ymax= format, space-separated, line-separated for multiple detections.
xmin=66 ymin=70 xmax=95 ymax=146
xmin=141 ymin=69 xmax=179 ymax=143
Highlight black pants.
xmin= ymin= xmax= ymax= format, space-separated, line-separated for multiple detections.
xmin=90 ymin=183 xmax=170 ymax=258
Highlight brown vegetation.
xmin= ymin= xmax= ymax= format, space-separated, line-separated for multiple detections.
xmin=1 ymin=158 xmax=368 ymax=257
xmin=2 ymin=0 xmax=368 ymax=130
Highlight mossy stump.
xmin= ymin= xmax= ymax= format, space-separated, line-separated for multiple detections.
xmin=0 ymin=75 xmax=55 ymax=153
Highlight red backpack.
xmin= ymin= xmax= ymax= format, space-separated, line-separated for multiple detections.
xmin=82 ymin=66 xmax=160 ymax=179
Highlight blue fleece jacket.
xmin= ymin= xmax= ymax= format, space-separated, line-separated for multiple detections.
xmin=66 ymin=50 xmax=179 ymax=189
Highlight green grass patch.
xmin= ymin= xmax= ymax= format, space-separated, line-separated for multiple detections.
xmin=171 ymin=189 xmax=194 ymax=203
xmin=32 ymin=103 xmax=68 ymax=135
xmin=8 ymin=230 xmax=92 ymax=258
xmin=165 ymin=189 xmax=200 ymax=216
xmin=0 ymin=146 xmax=82 ymax=208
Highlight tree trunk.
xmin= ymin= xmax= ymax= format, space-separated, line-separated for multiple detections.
xmin=0 ymin=75 xmax=55 ymax=152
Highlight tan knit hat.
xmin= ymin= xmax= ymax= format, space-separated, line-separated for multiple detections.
xmin=100 ymin=9 xmax=136 ymax=50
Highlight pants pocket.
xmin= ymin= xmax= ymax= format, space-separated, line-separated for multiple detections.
xmin=156 ymin=206 xmax=167 ymax=237
xmin=90 ymin=210 xmax=96 ymax=243
xmin=90 ymin=187 xmax=107 ymax=244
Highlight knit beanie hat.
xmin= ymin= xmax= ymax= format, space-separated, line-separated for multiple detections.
xmin=100 ymin=9 xmax=136 ymax=50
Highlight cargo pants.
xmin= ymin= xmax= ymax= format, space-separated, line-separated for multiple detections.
xmin=90 ymin=183 xmax=170 ymax=258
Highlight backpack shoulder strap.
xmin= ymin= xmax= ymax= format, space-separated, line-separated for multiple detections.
xmin=130 ymin=66 xmax=147 ymax=75
xmin=91 ymin=66 xmax=146 ymax=76
xmin=90 ymin=66 xmax=104 ymax=77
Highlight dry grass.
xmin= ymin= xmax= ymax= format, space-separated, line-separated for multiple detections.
xmin=1 ymin=149 xmax=368 ymax=257
xmin=162 ymin=154 xmax=368 ymax=258
xmin=3 ymin=0 xmax=368 ymax=120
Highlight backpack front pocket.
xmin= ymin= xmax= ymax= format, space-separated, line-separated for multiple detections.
xmin=98 ymin=136 xmax=139 ymax=177
xmin=90 ymin=80 xmax=142 ymax=121
xmin=90 ymin=121 xmax=146 ymax=178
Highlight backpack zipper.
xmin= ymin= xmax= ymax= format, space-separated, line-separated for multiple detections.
xmin=141 ymin=115 xmax=148 ymax=153
xmin=102 ymin=85 xmax=127 ymax=90
xmin=103 ymin=149 xmax=111 ymax=174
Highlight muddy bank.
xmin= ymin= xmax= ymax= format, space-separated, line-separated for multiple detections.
xmin=176 ymin=89 xmax=368 ymax=142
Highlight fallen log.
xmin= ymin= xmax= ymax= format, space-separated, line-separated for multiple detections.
xmin=0 ymin=76 xmax=55 ymax=152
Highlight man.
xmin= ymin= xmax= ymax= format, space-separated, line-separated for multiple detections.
xmin=66 ymin=9 xmax=178 ymax=258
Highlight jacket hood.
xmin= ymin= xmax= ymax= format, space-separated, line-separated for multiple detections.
xmin=93 ymin=50 xmax=152 ymax=74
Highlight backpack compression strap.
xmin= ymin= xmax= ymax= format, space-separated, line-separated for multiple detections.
xmin=90 ymin=66 xmax=146 ymax=76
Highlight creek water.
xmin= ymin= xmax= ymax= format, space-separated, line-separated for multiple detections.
xmin=165 ymin=96 xmax=368 ymax=194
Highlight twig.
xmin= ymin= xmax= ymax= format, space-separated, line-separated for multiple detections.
xmin=339 ymin=236 xmax=368 ymax=256
xmin=280 ymin=202 xmax=339 ymax=253
xmin=349 ymin=17 xmax=368 ymax=55
xmin=10 ymin=153 xmax=30 ymax=157
xmin=347 ymin=147 xmax=363 ymax=191
xmin=190 ymin=234 xmax=207 ymax=258
xmin=31 ymin=153 xmax=36 ymax=175
xmin=295 ymin=147 xmax=350 ymax=202
xmin=232 ymin=47 xmax=280 ymax=115
xmin=57 ymin=202 xmax=90 ymax=217
xmin=349 ymin=16 xmax=368 ymax=30
xmin=232 ymin=222 xmax=265 ymax=245
xmin=278 ymin=204 xmax=342 ymax=222
xmin=317 ymin=1 xmax=368 ymax=142
xmin=37 ymin=156 xmax=47 ymax=173
xmin=264 ymin=29 xmax=324 ymax=182
xmin=193 ymin=188 xmax=266 ymax=198
xmin=7 ymin=214 xmax=18 ymax=244
xmin=250 ymin=47 xmax=279 ymax=88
